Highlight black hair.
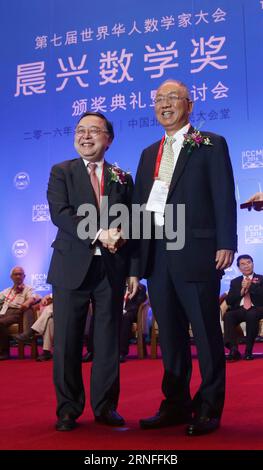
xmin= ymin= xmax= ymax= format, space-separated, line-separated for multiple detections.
xmin=236 ymin=254 xmax=253 ymax=267
xmin=77 ymin=111 xmax=114 ymax=141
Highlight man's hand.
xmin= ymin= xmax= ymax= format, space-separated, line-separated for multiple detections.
xmin=41 ymin=295 xmax=53 ymax=306
xmin=246 ymin=192 xmax=263 ymax=211
xmin=21 ymin=295 xmax=39 ymax=311
xmin=98 ymin=228 xmax=126 ymax=254
xmin=240 ymin=277 xmax=252 ymax=296
xmin=246 ymin=192 xmax=263 ymax=203
xmin=20 ymin=301 xmax=31 ymax=312
xmin=241 ymin=277 xmax=252 ymax=290
xmin=126 ymin=277 xmax=139 ymax=299
xmin=215 ymin=249 xmax=234 ymax=270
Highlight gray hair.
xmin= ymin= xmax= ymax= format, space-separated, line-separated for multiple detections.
xmin=158 ymin=79 xmax=191 ymax=100
xmin=10 ymin=266 xmax=25 ymax=276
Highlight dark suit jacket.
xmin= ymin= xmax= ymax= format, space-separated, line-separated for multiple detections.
xmin=133 ymin=127 xmax=237 ymax=281
xmin=226 ymin=274 xmax=263 ymax=309
xmin=47 ymin=158 xmax=138 ymax=289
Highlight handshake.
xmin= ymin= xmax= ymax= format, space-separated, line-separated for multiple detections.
xmin=97 ymin=228 xmax=139 ymax=298
xmin=98 ymin=228 xmax=126 ymax=254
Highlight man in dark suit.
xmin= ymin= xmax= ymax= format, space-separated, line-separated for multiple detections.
xmin=120 ymin=282 xmax=147 ymax=362
xmin=47 ymin=111 xmax=138 ymax=431
xmin=224 ymin=254 xmax=263 ymax=361
xmin=133 ymin=79 xmax=237 ymax=435
xmin=82 ymin=283 xmax=147 ymax=363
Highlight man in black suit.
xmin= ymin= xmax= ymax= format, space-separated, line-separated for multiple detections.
xmin=47 ymin=111 xmax=138 ymax=431
xmin=224 ymin=254 xmax=263 ymax=361
xmin=82 ymin=283 xmax=147 ymax=363
xmin=133 ymin=79 xmax=237 ymax=435
xmin=120 ymin=282 xmax=147 ymax=362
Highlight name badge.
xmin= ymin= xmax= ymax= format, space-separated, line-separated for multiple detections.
xmin=146 ymin=179 xmax=169 ymax=215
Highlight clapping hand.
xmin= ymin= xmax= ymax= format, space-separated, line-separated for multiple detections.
xmin=241 ymin=277 xmax=252 ymax=296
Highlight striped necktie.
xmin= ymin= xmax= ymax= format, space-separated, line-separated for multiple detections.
xmin=158 ymin=136 xmax=175 ymax=185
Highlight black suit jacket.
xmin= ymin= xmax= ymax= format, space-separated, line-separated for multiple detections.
xmin=226 ymin=274 xmax=263 ymax=309
xmin=47 ymin=158 xmax=138 ymax=289
xmin=133 ymin=127 xmax=237 ymax=281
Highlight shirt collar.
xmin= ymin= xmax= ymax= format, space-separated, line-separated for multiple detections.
xmin=165 ymin=123 xmax=191 ymax=141
xmin=13 ymin=284 xmax=25 ymax=293
xmin=82 ymin=158 xmax=104 ymax=168
xmin=243 ymin=273 xmax=254 ymax=279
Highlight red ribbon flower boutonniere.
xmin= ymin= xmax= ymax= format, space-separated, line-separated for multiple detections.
xmin=108 ymin=163 xmax=130 ymax=185
xmin=183 ymin=129 xmax=213 ymax=155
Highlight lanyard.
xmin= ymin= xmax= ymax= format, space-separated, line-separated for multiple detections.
xmin=153 ymin=136 xmax=165 ymax=179
xmin=4 ymin=288 xmax=19 ymax=304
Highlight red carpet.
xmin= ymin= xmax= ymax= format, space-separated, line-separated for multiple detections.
xmin=0 ymin=344 xmax=263 ymax=450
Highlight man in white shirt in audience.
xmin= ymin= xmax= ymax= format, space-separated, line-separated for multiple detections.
xmin=0 ymin=266 xmax=37 ymax=360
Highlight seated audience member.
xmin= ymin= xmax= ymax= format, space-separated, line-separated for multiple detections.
xmin=82 ymin=284 xmax=147 ymax=363
xmin=224 ymin=255 xmax=263 ymax=361
xmin=120 ymin=282 xmax=147 ymax=362
xmin=16 ymin=294 xmax=53 ymax=361
xmin=0 ymin=266 xmax=38 ymax=360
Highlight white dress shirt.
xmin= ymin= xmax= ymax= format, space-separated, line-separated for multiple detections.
xmin=154 ymin=123 xmax=191 ymax=226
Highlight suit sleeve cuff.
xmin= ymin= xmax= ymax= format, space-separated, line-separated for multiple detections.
xmin=91 ymin=228 xmax=103 ymax=246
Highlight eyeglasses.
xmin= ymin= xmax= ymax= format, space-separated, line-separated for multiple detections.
xmin=75 ymin=126 xmax=109 ymax=137
xmin=154 ymin=94 xmax=190 ymax=105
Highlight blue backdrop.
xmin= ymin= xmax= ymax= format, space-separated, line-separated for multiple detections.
xmin=1 ymin=0 xmax=262 ymax=293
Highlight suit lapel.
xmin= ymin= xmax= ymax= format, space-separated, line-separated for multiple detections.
xmin=144 ymin=141 xmax=162 ymax=200
xmin=103 ymin=161 xmax=112 ymax=198
xmin=72 ymin=158 xmax=97 ymax=207
xmin=167 ymin=125 xmax=194 ymax=201
xmin=100 ymin=161 xmax=112 ymax=217
xmin=149 ymin=143 xmax=160 ymax=183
